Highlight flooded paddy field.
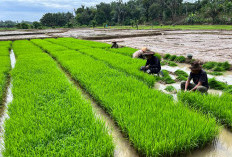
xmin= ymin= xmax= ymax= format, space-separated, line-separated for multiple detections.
xmin=0 ymin=31 xmax=232 ymax=156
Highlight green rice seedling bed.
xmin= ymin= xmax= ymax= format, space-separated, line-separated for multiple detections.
xmin=208 ymin=78 xmax=228 ymax=90
xmin=161 ymin=60 xmax=178 ymax=67
xmin=33 ymin=39 xmax=156 ymax=87
xmin=161 ymin=70 xmax=176 ymax=84
xmin=175 ymin=70 xmax=188 ymax=81
xmin=4 ymin=40 xmax=114 ymax=156
xmin=203 ymin=61 xmax=231 ymax=72
xmin=0 ymin=41 xmax=11 ymax=105
xmin=178 ymin=92 xmax=232 ymax=128
xmin=105 ymin=47 xmax=138 ymax=57
xmin=48 ymin=37 xmax=112 ymax=49
xmin=32 ymin=38 xmax=219 ymax=156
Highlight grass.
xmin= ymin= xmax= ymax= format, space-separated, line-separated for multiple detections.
xmin=0 ymin=41 xmax=11 ymax=105
xmin=178 ymin=91 xmax=232 ymax=128
xmin=31 ymin=38 xmax=219 ymax=156
xmin=4 ymin=40 xmax=114 ymax=156
xmin=175 ymin=70 xmax=188 ymax=81
xmin=175 ymin=56 xmax=186 ymax=63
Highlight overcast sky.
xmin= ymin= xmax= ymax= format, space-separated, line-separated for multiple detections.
xmin=0 ymin=0 xmax=196 ymax=22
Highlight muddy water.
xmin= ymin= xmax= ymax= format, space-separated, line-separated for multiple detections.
xmin=0 ymin=50 xmax=16 ymax=155
xmin=57 ymin=64 xmax=138 ymax=157
xmin=187 ymin=128 xmax=232 ymax=157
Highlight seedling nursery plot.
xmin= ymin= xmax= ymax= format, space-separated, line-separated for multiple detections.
xmin=0 ymin=41 xmax=11 ymax=105
xmin=30 ymin=38 xmax=219 ymax=156
xmin=4 ymin=40 xmax=114 ymax=156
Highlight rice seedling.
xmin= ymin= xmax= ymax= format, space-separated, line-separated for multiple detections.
xmin=208 ymin=78 xmax=227 ymax=90
xmin=178 ymin=91 xmax=232 ymax=128
xmin=161 ymin=70 xmax=176 ymax=84
xmin=0 ymin=41 xmax=11 ymax=105
xmin=106 ymin=47 xmax=138 ymax=57
xmin=174 ymin=56 xmax=186 ymax=63
xmin=161 ymin=60 xmax=178 ymax=67
xmin=208 ymin=71 xmax=223 ymax=76
xmin=165 ymin=85 xmax=176 ymax=93
xmin=163 ymin=53 xmax=171 ymax=59
xmin=31 ymin=38 xmax=219 ymax=157
xmin=203 ymin=61 xmax=231 ymax=71
xmin=4 ymin=40 xmax=114 ymax=156
xmin=168 ymin=55 xmax=177 ymax=61
xmin=175 ymin=70 xmax=188 ymax=81
xmin=224 ymin=85 xmax=232 ymax=94
xmin=33 ymin=39 xmax=156 ymax=87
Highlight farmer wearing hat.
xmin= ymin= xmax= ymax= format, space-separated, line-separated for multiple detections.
xmin=181 ymin=61 xmax=209 ymax=93
xmin=140 ymin=51 xmax=162 ymax=76
xmin=111 ymin=41 xmax=119 ymax=48
xmin=133 ymin=47 xmax=148 ymax=59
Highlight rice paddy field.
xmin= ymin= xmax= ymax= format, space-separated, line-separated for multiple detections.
xmin=1 ymin=37 xmax=232 ymax=156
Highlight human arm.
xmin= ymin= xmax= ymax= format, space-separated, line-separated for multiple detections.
xmin=191 ymin=81 xmax=202 ymax=91
xmin=185 ymin=79 xmax=190 ymax=92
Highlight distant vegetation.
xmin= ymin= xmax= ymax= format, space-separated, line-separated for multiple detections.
xmin=0 ymin=0 xmax=231 ymax=30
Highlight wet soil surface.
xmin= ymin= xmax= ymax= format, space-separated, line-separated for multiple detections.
xmin=1 ymin=28 xmax=232 ymax=63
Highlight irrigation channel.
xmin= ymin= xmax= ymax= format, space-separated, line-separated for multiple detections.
xmin=0 ymin=50 xmax=16 ymax=156
xmin=51 ymin=58 xmax=139 ymax=157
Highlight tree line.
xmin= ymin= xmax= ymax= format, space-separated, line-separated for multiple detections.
xmin=1 ymin=0 xmax=231 ymax=29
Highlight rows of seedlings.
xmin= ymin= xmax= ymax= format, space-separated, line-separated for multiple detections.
xmin=31 ymin=38 xmax=219 ymax=156
xmin=0 ymin=41 xmax=11 ymax=106
xmin=178 ymin=92 xmax=232 ymax=129
xmin=44 ymin=38 xmax=176 ymax=86
xmin=4 ymin=40 xmax=114 ymax=156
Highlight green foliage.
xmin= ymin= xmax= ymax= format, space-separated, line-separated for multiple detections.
xmin=106 ymin=47 xmax=138 ymax=57
xmin=32 ymin=38 xmax=219 ymax=156
xmin=164 ymin=54 xmax=171 ymax=59
xmin=6 ymin=40 xmax=114 ymax=156
xmin=161 ymin=70 xmax=176 ymax=84
xmin=40 ymin=12 xmax=74 ymax=27
xmin=38 ymin=39 xmax=156 ymax=87
xmin=178 ymin=92 xmax=232 ymax=127
xmin=165 ymin=85 xmax=176 ymax=92
xmin=208 ymin=71 xmax=223 ymax=76
xmin=161 ymin=60 xmax=178 ymax=67
xmin=0 ymin=41 xmax=11 ymax=106
xmin=154 ymin=53 xmax=162 ymax=61
xmin=175 ymin=56 xmax=186 ymax=63
xmin=208 ymin=78 xmax=227 ymax=90
xmin=224 ymin=85 xmax=232 ymax=94
xmin=168 ymin=55 xmax=177 ymax=61
xmin=175 ymin=70 xmax=188 ymax=81
xmin=203 ymin=61 xmax=231 ymax=71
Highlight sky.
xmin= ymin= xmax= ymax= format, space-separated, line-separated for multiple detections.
xmin=0 ymin=0 xmax=196 ymax=22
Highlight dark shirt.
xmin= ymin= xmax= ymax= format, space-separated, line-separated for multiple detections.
xmin=145 ymin=56 xmax=161 ymax=71
xmin=188 ymin=70 xmax=209 ymax=88
xmin=111 ymin=43 xmax=119 ymax=48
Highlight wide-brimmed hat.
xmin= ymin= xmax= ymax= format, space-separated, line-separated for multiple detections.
xmin=143 ymin=51 xmax=155 ymax=56
xmin=141 ymin=47 xmax=148 ymax=52
xmin=189 ymin=61 xmax=202 ymax=70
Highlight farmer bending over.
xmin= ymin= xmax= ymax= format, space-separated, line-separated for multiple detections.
xmin=111 ymin=41 xmax=119 ymax=48
xmin=140 ymin=51 xmax=162 ymax=76
xmin=133 ymin=47 xmax=149 ymax=59
xmin=181 ymin=61 xmax=209 ymax=93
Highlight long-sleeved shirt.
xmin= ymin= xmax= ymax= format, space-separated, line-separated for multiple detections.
xmin=133 ymin=50 xmax=143 ymax=58
xmin=145 ymin=56 xmax=161 ymax=71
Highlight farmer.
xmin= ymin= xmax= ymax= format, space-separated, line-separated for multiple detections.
xmin=111 ymin=41 xmax=119 ymax=48
xmin=132 ymin=47 xmax=149 ymax=59
xmin=140 ymin=51 xmax=163 ymax=76
xmin=181 ymin=61 xmax=209 ymax=93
